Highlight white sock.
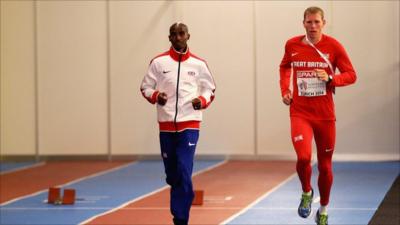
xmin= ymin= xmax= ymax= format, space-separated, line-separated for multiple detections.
xmin=303 ymin=190 xmax=312 ymax=196
xmin=319 ymin=205 xmax=328 ymax=215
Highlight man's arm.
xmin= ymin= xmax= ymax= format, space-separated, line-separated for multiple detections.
xmin=279 ymin=42 xmax=293 ymax=105
xmin=195 ymin=62 xmax=216 ymax=110
xmin=331 ymin=41 xmax=357 ymax=87
xmin=140 ymin=61 xmax=164 ymax=104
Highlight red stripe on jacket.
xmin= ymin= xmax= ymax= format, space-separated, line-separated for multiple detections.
xmin=159 ymin=121 xmax=200 ymax=132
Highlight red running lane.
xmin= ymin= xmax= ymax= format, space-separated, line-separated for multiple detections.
xmin=0 ymin=161 xmax=132 ymax=204
xmin=87 ymin=160 xmax=296 ymax=225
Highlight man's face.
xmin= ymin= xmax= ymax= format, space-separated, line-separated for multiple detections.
xmin=303 ymin=13 xmax=325 ymax=40
xmin=169 ymin=25 xmax=190 ymax=52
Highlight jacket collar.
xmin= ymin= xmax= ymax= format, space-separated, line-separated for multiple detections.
xmin=169 ymin=46 xmax=190 ymax=62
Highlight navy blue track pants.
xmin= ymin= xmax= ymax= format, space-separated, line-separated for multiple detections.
xmin=159 ymin=129 xmax=199 ymax=221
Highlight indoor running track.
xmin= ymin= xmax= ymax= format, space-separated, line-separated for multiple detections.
xmin=0 ymin=160 xmax=398 ymax=225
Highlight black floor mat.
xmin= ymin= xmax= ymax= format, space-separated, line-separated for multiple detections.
xmin=368 ymin=175 xmax=399 ymax=225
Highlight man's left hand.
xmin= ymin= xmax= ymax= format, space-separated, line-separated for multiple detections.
xmin=192 ymin=98 xmax=202 ymax=110
xmin=315 ymin=69 xmax=329 ymax=82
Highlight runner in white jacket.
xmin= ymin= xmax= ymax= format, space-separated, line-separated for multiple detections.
xmin=140 ymin=22 xmax=216 ymax=225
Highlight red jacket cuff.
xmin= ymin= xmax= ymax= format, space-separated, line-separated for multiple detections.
xmin=151 ymin=91 xmax=159 ymax=104
xmin=198 ymin=96 xmax=207 ymax=109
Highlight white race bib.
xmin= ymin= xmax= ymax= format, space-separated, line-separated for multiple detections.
xmin=297 ymin=70 xmax=326 ymax=97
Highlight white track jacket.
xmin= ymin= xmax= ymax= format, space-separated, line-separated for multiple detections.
xmin=140 ymin=47 xmax=216 ymax=132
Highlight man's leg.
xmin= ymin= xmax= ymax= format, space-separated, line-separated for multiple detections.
xmin=160 ymin=132 xmax=178 ymax=186
xmin=160 ymin=132 xmax=184 ymax=225
xmin=170 ymin=129 xmax=199 ymax=225
xmin=313 ymin=120 xmax=335 ymax=225
xmin=291 ymin=116 xmax=314 ymax=218
xmin=291 ymin=117 xmax=314 ymax=193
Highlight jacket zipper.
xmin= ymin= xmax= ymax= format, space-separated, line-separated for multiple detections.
xmin=173 ymin=54 xmax=182 ymax=132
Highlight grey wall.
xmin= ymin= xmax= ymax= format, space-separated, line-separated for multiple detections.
xmin=1 ymin=1 xmax=399 ymax=160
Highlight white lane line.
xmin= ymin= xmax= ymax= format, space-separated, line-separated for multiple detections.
xmin=78 ymin=159 xmax=228 ymax=225
xmin=219 ymin=161 xmax=319 ymax=225
xmin=0 ymin=161 xmax=137 ymax=207
xmin=219 ymin=173 xmax=297 ymax=225
xmin=1 ymin=207 xmax=377 ymax=211
xmin=0 ymin=162 xmax=46 ymax=175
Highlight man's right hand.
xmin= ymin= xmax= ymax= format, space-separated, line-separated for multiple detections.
xmin=282 ymin=92 xmax=292 ymax=105
xmin=157 ymin=92 xmax=168 ymax=106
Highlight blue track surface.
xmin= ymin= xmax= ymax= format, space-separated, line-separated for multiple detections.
xmin=0 ymin=162 xmax=40 ymax=173
xmin=226 ymin=161 xmax=399 ymax=225
xmin=0 ymin=160 xmax=223 ymax=225
xmin=2 ymin=161 xmax=398 ymax=225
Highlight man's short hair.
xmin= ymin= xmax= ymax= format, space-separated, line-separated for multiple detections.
xmin=303 ymin=6 xmax=324 ymax=20
xmin=169 ymin=22 xmax=188 ymax=34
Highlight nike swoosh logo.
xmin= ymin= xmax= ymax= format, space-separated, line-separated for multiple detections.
xmin=188 ymin=142 xmax=196 ymax=146
xmin=162 ymin=70 xmax=171 ymax=74
xmin=291 ymin=52 xmax=299 ymax=57
xmin=325 ymin=148 xmax=333 ymax=152
xmin=294 ymin=135 xmax=303 ymax=142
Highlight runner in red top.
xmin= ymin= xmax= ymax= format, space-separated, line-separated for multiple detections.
xmin=279 ymin=6 xmax=356 ymax=225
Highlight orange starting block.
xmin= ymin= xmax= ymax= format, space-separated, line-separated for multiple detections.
xmin=62 ymin=189 xmax=76 ymax=204
xmin=47 ymin=187 xmax=61 ymax=204
xmin=192 ymin=190 xmax=204 ymax=205
xmin=47 ymin=187 xmax=76 ymax=205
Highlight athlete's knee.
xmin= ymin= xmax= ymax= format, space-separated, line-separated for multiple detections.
xmin=318 ymin=162 xmax=332 ymax=174
xmin=166 ymin=171 xmax=183 ymax=187
xmin=166 ymin=170 xmax=193 ymax=187
xmin=166 ymin=176 xmax=179 ymax=186
xmin=297 ymin=156 xmax=311 ymax=166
